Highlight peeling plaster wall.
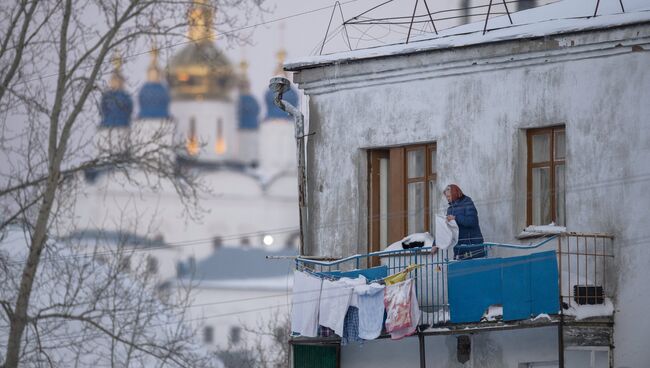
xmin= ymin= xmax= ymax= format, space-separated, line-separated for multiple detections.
xmin=294 ymin=24 xmax=650 ymax=367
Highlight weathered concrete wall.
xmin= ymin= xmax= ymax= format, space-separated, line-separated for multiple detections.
xmin=294 ymin=24 xmax=650 ymax=367
xmin=342 ymin=327 xmax=558 ymax=367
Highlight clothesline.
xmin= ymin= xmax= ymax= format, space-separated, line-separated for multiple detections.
xmin=291 ymin=264 xmax=423 ymax=344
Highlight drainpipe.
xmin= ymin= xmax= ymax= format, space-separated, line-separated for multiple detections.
xmin=269 ymin=76 xmax=308 ymax=255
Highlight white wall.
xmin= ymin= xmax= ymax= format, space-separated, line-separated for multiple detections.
xmin=75 ymin=168 xmax=299 ymax=258
xmin=293 ymin=24 xmax=650 ymax=367
xmin=183 ymin=282 xmax=292 ymax=350
xmin=171 ymin=100 xmax=238 ymax=162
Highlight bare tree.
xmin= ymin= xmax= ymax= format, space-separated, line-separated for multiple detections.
xmin=219 ymin=310 xmax=290 ymax=368
xmin=0 ymin=0 xmax=263 ymax=366
xmin=0 ymin=228 xmax=218 ymax=367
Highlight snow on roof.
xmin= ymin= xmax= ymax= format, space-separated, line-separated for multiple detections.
xmin=286 ymin=0 xmax=650 ymax=71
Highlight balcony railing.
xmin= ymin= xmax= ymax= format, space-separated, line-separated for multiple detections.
xmin=295 ymin=232 xmax=613 ymax=329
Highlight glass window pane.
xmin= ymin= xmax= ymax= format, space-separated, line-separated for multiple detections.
xmin=564 ymin=350 xmax=591 ymax=368
xmin=407 ymin=182 xmax=425 ymax=234
xmin=430 ymin=149 xmax=437 ymax=174
xmin=532 ymin=133 xmax=551 ymax=163
xmin=379 ymin=158 xmax=389 ymax=249
xmin=407 ymin=149 xmax=425 ymax=178
xmin=594 ymin=350 xmax=608 ymax=368
xmin=555 ymin=164 xmax=566 ymax=226
xmin=555 ymin=130 xmax=566 ymax=160
xmin=429 ymin=180 xmax=437 ymax=234
xmin=532 ymin=167 xmax=551 ymax=225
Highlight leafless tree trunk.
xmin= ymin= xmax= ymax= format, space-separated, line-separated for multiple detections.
xmin=0 ymin=0 xmax=264 ymax=366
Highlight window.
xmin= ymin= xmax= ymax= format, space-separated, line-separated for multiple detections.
xmin=368 ymin=143 xmax=437 ymax=252
xmin=229 ymin=326 xmax=241 ymax=345
xmin=186 ymin=116 xmax=199 ymax=156
xmin=565 ymin=347 xmax=609 ymax=368
xmin=203 ymin=326 xmax=214 ymax=344
xmin=527 ymin=126 xmax=565 ymax=226
xmin=215 ymin=118 xmax=226 ymax=154
xmin=146 ymin=256 xmax=158 ymax=274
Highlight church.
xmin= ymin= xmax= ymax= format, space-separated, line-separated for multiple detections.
xmin=70 ymin=0 xmax=299 ymax=351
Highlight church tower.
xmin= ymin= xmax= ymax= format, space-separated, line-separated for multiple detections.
xmin=134 ymin=45 xmax=174 ymax=158
xmin=236 ymin=59 xmax=261 ymax=166
xmin=97 ymin=52 xmax=133 ymax=155
xmin=167 ymin=0 xmax=238 ymax=164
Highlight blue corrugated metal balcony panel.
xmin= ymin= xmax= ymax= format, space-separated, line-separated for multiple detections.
xmin=448 ymin=251 xmax=559 ymax=323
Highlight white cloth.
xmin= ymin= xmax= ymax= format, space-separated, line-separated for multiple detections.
xmin=435 ymin=215 xmax=459 ymax=250
xmin=291 ymin=271 xmax=322 ymax=337
xmin=355 ymin=283 xmax=385 ymax=340
xmin=319 ymin=278 xmax=354 ymax=336
xmin=340 ymin=276 xmax=367 ymax=308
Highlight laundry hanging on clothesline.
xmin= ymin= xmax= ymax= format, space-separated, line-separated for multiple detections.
xmin=290 ymin=264 xmax=421 ymax=344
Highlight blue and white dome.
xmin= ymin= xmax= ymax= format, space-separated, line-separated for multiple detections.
xmin=138 ymin=82 xmax=170 ymax=119
xmin=100 ymin=89 xmax=133 ymax=127
xmin=100 ymin=54 xmax=132 ymax=128
xmin=238 ymin=94 xmax=260 ymax=130
xmin=138 ymin=48 xmax=170 ymax=120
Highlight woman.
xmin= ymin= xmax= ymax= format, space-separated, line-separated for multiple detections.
xmin=444 ymin=184 xmax=486 ymax=260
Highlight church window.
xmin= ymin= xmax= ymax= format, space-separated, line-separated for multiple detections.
xmin=186 ymin=117 xmax=199 ymax=156
xmin=215 ymin=118 xmax=227 ymax=154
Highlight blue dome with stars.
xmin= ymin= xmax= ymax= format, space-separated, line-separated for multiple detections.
xmin=100 ymin=90 xmax=133 ymax=127
xmin=138 ymin=82 xmax=170 ymax=119
xmin=238 ymin=94 xmax=260 ymax=130
xmin=264 ymin=86 xmax=298 ymax=121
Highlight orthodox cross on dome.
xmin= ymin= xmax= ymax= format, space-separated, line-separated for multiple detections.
xmin=109 ymin=51 xmax=125 ymax=90
xmin=274 ymin=23 xmax=287 ymax=76
xmin=147 ymin=42 xmax=162 ymax=82
xmin=188 ymin=0 xmax=215 ymax=43
xmin=239 ymin=58 xmax=251 ymax=93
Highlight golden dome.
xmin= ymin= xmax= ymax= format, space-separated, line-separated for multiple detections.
xmin=167 ymin=0 xmax=235 ymax=101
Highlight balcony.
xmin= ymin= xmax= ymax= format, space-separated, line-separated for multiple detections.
xmin=293 ymin=232 xmax=614 ymax=339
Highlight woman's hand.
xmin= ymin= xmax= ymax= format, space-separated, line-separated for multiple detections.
xmin=446 ymin=215 xmax=456 ymax=222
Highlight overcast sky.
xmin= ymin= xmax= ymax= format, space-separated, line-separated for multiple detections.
xmin=121 ymin=0 xmax=476 ymax=109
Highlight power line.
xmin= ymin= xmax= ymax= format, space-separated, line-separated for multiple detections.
xmin=11 ymin=0 xmax=365 ymax=88
xmin=3 ymin=171 xmax=649 ymax=266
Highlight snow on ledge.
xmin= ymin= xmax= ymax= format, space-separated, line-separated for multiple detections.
xmin=564 ymin=299 xmax=615 ymax=320
xmin=482 ymin=304 xmax=504 ymax=322
xmin=518 ymin=223 xmax=567 ymax=238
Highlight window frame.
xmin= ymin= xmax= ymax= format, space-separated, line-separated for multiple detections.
xmin=368 ymin=142 xmax=437 ymax=255
xmin=404 ymin=144 xmax=438 ymax=235
xmin=526 ymin=125 xmax=566 ymax=226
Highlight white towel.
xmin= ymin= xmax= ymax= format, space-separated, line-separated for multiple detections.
xmin=435 ymin=215 xmax=459 ymax=250
xmin=355 ymin=283 xmax=386 ymax=340
xmin=319 ymin=279 xmax=354 ymax=336
xmin=291 ymin=271 xmax=322 ymax=337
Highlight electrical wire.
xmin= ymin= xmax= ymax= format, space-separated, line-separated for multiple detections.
xmin=3 ymin=171 xmax=650 ymax=266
